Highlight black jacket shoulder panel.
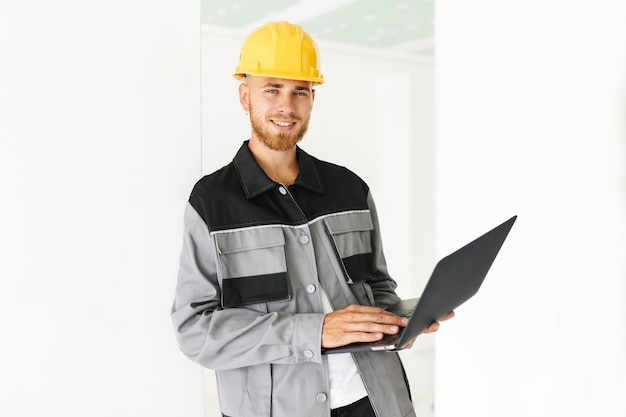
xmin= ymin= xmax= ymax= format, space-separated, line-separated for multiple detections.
xmin=188 ymin=146 xmax=372 ymax=232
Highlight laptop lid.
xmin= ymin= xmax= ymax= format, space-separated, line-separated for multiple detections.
xmin=322 ymin=215 xmax=517 ymax=354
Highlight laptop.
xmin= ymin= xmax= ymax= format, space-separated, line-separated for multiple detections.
xmin=322 ymin=215 xmax=517 ymax=354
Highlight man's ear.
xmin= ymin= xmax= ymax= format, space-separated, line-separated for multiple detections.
xmin=239 ymin=83 xmax=250 ymax=112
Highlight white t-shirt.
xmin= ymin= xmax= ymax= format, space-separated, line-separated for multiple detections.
xmin=320 ymin=286 xmax=368 ymax=409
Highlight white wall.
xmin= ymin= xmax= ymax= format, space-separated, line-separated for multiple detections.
xmin=0 ymin=1 xmax=203 ymax=416
xmin=435 ymin=1 xmax=626 ymax=416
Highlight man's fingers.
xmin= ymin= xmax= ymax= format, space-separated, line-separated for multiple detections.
xmin=440 ymin=310 xmax=455 ymax=321
xmin=321 ymin=304 xmax=408 ymax=348
xmin=339 ymin=304 xmax=408 ymax=326
xmin=325 ymin=310 xmax=404 ymax=333
xmin=422 ymin=311 xmax=455 ymax=334
xmin=343 ymin=321 xmax=401 ymax=334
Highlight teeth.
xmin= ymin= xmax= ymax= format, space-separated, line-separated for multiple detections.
xmin=273 ymin=120 xmax=293 ymax=127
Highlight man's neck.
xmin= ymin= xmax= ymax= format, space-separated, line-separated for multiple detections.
xmin=248 ymin=138 xmax=300 ymax=186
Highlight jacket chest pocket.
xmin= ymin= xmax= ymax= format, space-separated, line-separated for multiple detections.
xmin=323 ymin=211 xmax=375 ymax=284
xmin=214 ymin=227 xmax=290 ymax=308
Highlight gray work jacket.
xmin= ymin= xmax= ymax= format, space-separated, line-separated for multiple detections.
xmin=171 ymin=142 xmax=416 ymax=417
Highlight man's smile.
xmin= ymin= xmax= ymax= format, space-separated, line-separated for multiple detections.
xmin=271 ymin=119 xmax=296 ymax=128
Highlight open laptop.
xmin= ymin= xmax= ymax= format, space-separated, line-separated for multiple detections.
xmin=322 ymin=215 xmax=517 ymax=354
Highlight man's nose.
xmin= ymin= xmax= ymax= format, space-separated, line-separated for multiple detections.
xmin=277 ymin=94 xmax=295 ymax=114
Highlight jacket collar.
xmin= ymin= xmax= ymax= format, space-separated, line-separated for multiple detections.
xmin=233 ymin=140 xmax=325 ymax=199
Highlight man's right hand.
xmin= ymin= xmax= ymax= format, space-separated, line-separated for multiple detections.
xmin=321 ymin=304 xmax=408 ymax=348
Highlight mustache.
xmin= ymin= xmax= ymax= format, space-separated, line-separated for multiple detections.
xmin=248 ymin=106 xmax=303 ymax=123
xmin=265 ymin=114 xmax=301 ymax=122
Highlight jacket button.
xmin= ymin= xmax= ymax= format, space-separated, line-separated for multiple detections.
xmin=316 ymin=393 xmax=327 ymax=403
xmin=303 ymin=349 xmax=314 ymax=359
xmin=305 ymin=283 xmax=316 ymax=294
xmin=278 ymin=186 xmax=287 ymax=195
xmin=299 ymin=234 xmax=310 ymax=244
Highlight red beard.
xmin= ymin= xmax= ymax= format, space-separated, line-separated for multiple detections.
xmin=249 ymin=107 xmax=310 ymax=151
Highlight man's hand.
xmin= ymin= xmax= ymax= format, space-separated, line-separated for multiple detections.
xmin=321 ymin=304 xmax=408 ymax=348
xmin=321 ymin=304 xmax=455 ymax=348
xmin=421 ymin=310 xmax=455 ymax=334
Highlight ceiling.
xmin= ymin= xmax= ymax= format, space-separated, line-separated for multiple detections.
xmin=201 ymin=0 xmax=434 ymax=57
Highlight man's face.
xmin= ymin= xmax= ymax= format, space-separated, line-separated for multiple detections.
xmin=239 ymin=76 xmax=315 ymax=151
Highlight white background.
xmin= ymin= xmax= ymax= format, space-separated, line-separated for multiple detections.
xmin=435 ymin=1 xmax=625 ymax=416
xmin=0 ymin=1 xmax=203 ymax=415
xmin=1 ymin=1 xmax=624 ymax=417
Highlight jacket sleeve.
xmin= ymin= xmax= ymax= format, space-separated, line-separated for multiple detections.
xmin=365 ymin=191 xmax=402 ymax=309
xmin=170 ymin=203 xmax=325 ymax=370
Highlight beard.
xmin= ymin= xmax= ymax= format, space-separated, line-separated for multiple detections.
xmin=249 ymin=106 xmax=310 ymax=151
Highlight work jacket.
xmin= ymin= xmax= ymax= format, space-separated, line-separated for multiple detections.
xmin=171 ymin=141 xmax=416 ymax=417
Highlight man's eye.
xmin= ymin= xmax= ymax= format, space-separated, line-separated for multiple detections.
xmin=295 ymin=91 xmax=309 ymax=97
xmin=266 ymin=89 xmax=278 ymax=94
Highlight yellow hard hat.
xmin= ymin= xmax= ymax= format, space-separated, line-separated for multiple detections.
xmin=233 ymin=21 xmax=324 ymax=85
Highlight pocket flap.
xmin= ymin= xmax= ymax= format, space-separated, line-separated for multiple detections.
xmin=324 ymin=211 xmax=373 ymax=235
xmin=215 ymin=227 xmax=285 ymax=254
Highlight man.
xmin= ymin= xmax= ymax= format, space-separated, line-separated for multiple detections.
xmin=171 ymin=21 xmax=452 ymax=417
